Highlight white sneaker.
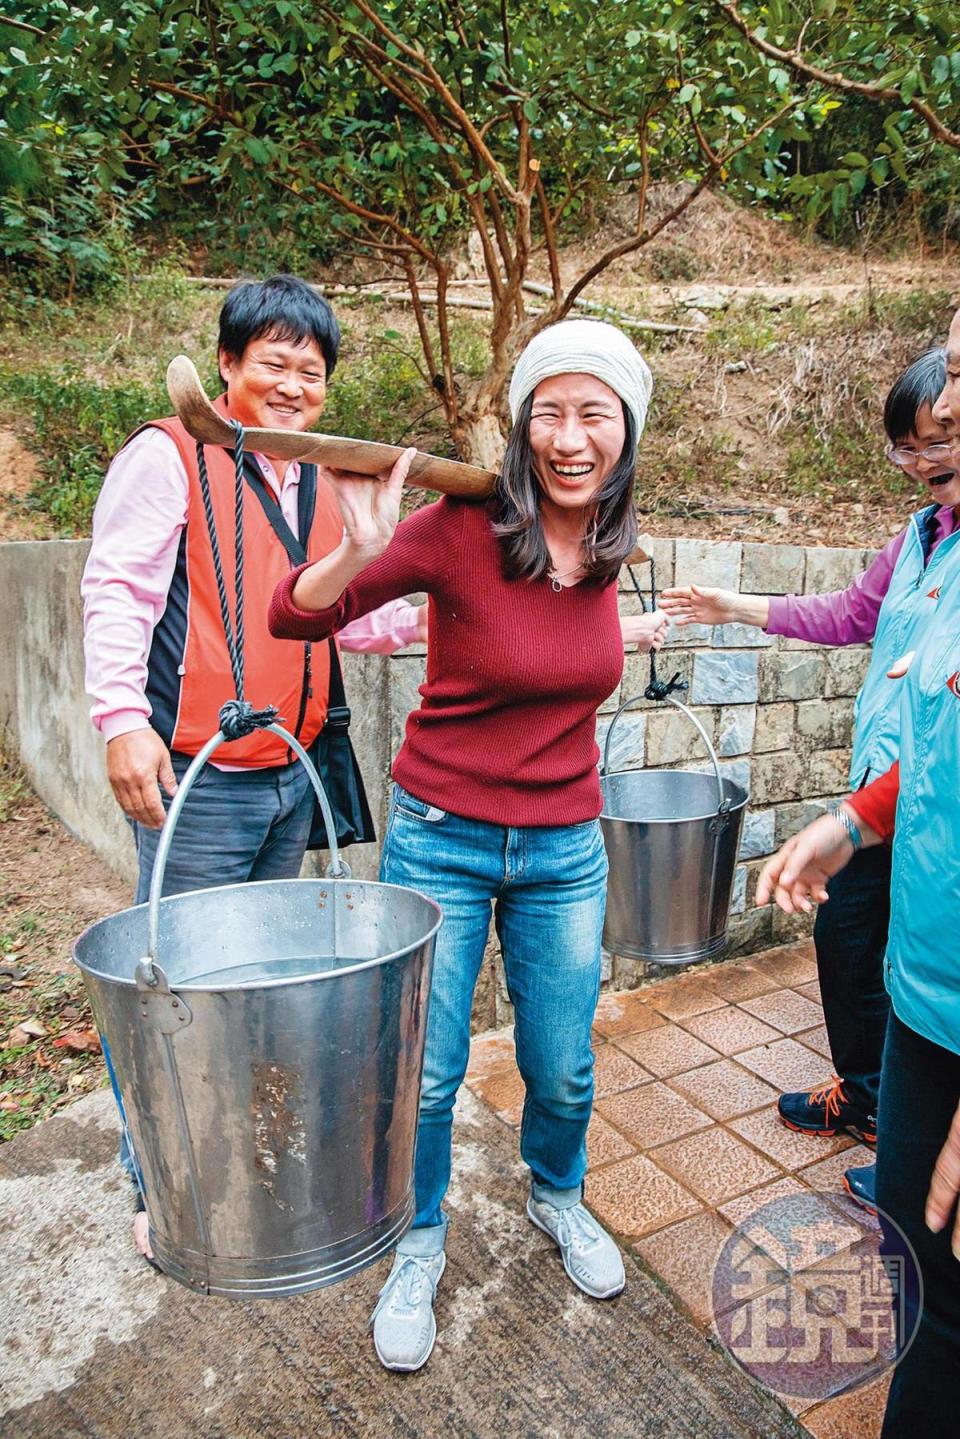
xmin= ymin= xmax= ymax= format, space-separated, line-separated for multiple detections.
xmin=527 ymin=1196 xmax=625 ymax=1299
xmin=370 ymin=1250 xmax=446 ymax=1372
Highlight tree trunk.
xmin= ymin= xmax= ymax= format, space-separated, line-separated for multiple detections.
xmin=453 ymin=403 xmax=507 ymax=471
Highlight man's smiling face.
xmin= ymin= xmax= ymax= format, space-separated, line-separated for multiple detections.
xmin=219 ymin=332 xmax=328 ymax=432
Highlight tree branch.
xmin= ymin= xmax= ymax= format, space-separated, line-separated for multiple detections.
xmin=716 ymin=0 xmax=960 ymax=150
xmin=535 ymin=175 xmax=562 ymax=299
xmin=558 ymin=97 xmax=803 ymax=317
xmin=0 ymin=14 xmax=45 ymax=36
xmin=346 ymin=0 xmax=524 ymax=200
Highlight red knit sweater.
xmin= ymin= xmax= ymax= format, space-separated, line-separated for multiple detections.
xmin=269 ymin=497 xmax=624 ymax=826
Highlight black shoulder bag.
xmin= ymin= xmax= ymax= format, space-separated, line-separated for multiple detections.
xmin=241 ymin=457 xmax=376 ymax=850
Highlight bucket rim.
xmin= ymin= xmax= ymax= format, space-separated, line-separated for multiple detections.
xmin=599 ymin=767 xmax=749 ymax=825
xmin=72 ymin=876 xmax=443 ymax=993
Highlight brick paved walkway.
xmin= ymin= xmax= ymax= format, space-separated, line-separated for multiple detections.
xmin=465 ymin=939 xmax=891 ymax=1439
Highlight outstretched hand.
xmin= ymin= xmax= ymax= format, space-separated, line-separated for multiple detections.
xmin=660 ymin=585 xmax=738 ymax=627
xmin=755 ymin=812 xmax=858 ymax=914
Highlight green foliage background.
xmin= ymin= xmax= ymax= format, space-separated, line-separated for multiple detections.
xmin=1 ymin=1 xmax=958 ymax=296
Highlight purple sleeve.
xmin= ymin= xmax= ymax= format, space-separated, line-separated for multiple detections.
xmin=765 ymin=532 xmax=906 ymax=647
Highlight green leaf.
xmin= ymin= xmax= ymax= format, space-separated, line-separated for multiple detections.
xmin=831 ymin=182 xmax=849 ymax=217
xmin=244 ymin=136 xmax=270 ymax=164
xmin=839 ymin=151 xmax=869 ymax=168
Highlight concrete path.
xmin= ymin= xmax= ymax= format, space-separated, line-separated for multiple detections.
xmin=1 ymin=1085 xmax=799 ymax=1439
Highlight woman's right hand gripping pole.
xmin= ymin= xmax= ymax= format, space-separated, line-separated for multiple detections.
xmin=291 ymin=447 xmax=418 ymax=613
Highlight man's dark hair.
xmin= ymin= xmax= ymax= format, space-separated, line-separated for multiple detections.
xmin=218 ymin=274 xmax=340 ymax=379
xmin=884 ymin=346 xmax=946 ymax=443
xmin=491 ymin=393 xmax=638 ymax=583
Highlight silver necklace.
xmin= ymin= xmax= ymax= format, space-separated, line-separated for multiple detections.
xmin=548 ymin=563 xmax=582 ymax=593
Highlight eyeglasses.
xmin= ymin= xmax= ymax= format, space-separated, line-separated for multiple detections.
xmin=886 ymin=441 xmax=959 ymax=468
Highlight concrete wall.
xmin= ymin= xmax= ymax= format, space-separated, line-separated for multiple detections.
xmin=0 ymin=535 xmax=871 ymax=1027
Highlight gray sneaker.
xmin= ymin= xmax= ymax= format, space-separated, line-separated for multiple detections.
xmin=527 ymin=1196 xmax=625 ymax=1299
xmin=370 ymin=1250 xmax=446 ymax=1372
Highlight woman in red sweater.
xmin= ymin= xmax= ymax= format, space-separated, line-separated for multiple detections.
xmin=270 ymin=319 xmax=653 ymax=1372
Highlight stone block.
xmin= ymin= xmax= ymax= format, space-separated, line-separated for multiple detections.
xmin=804 ymin=546 xmax=865 ymax=592
xmin=759 ymin=651 xmax=825 ymax=702
xmin=620 ymin=651 xmax=694 ymax=705
xmin=470 ymin=926 xmax=501 ymax=1033
xmin=726 ymin=905 xmax=774 ymax=957
xmin=616 ymin=589 xmax=652 ymax=618
xmin=823 ymin=648 xmax=871 ymax=699
xmin=692 ymin=651 xmax=759 ymax=705
xmin=597 ymin=711 xmax=646 ymax=772
xmin=805 ymin=749 xmax=852 ymax=795
xmin=689 ymin=757 xmax=751 ymax=796
xmin=718 ymin=705 xmax=756 ymax=757
xmin=713 ymin=622 xmax=774 ymax=649
xmin=739 ymin=808 xmax=776 ymax=860
xmin=600 ymin=948 xmax=613 ymax=983
xmin=778 ymin=635 xmax=826 ymax=651
xmin=754 ymin=703 xmax=795 ymax=753
xmin=645 ymin=706 xmax=716 ymax=767
xmin=771 ymin=907 xmax=815 ymax=946
xmin=741 ymin=543 xmax=806 ymax=595
xmin=752 ymin=751 xmax=804 ymax=804
xmin=774 ymin=797 xmax=841 ymax=844
xmin=730 ymin=865 xmax=747 ymax=915
xmin=388 ymin=653 xmax=427 ymax=756
xmin=619 ymin=536 xmax=675 ymax=592
xmin=796 ymin=698 xmax=855 ymax=750
xmin=611 ymin=952 xmax=648 ymax=990
xmin=663 ymin=621 xmax=715 ymax=649
xmin=674 ymin=538 xmax=742 ymax=591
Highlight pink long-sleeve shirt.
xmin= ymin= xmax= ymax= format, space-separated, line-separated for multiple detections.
xmin=765 ymin=505 xmax=958 ymax=644
xmin=81 ymin=429 xmax=421 ymax=746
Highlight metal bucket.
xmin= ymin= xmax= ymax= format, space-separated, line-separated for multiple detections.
xmin=74 ymin=724 xmax=441 ymax=1298
xmin=599 ymin=696 xmax=748 ymax=966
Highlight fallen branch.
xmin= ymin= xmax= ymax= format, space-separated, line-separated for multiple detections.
xmin=167 ymin=275 xmax=699 ymax=333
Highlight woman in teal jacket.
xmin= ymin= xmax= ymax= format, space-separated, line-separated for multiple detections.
xmin=756 ymin=305 xmax=960 ymax=1436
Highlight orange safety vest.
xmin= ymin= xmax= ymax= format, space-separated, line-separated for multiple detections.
xmin=132 ymin=406 xmax=342 ymax=767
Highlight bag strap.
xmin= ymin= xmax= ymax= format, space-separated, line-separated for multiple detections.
xmin=240 ymin=453 xmax=349 ymax=735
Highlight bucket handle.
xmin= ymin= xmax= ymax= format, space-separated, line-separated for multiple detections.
xmin=138 ymin=721 xmax=347 ymax=987
xmin=601 ymin=693 xmax=732 ymax=816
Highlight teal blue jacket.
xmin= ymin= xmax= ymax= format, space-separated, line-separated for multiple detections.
xmin=849 ymin=505 xmax=960 ymax=787
xmin=884 ymin=563 xmax=960 ymax=1056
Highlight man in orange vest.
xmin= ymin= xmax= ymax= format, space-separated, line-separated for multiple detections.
xmin=81 ymin=275 xmax=421 ymax=1255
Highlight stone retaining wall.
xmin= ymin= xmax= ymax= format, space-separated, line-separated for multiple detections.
xmin=0 ymin=535 xmax=873 ymax=1031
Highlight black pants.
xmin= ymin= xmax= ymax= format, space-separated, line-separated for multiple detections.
xmin=814 ymin=844 xmax=892 ymax=1113
xmin=877 ymin=1014 xmax=960 ymax=1436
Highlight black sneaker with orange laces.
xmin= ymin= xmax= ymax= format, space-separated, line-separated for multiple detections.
xmin=776 ymin=1075 xmax=877 ymax=1145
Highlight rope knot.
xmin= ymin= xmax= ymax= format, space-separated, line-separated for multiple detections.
xmin=218 ymin=699 xmax=280 ymax=741
xmin=644 ymin=672 xmax=688 ymax=703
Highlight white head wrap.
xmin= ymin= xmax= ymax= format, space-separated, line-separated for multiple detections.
xmin=508 ymin=319 xmax=653 ymax=441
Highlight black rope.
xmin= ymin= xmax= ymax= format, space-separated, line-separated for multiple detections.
xmin=195 ymin=424 xmax=279 ymax=741
xmin=626 ymin=558 xmax=687 ymax=704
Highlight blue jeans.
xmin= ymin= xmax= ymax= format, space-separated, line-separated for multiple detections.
xmin=380 ymin=784 xmax=608 ymax=1255
xmin=132 ymin=750 xmax=314 ymax=903
xmin=119 ymin=751 xmax=314 ymax=1184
